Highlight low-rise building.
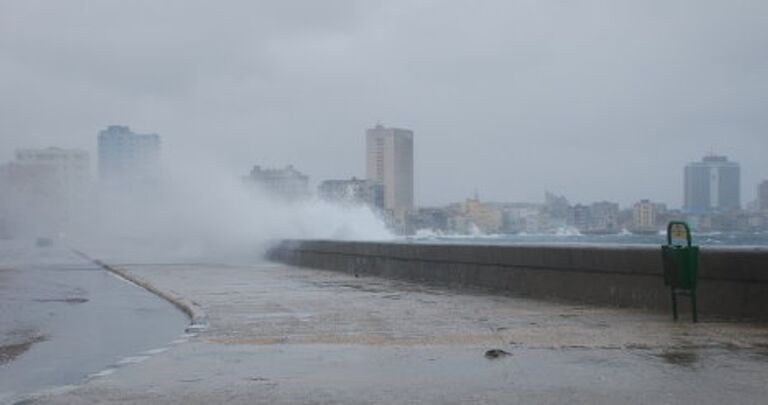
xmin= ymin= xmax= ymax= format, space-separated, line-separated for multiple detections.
xmin=407 ymin=207 xmax=450 ymax=234
xmin=543 ymin=192 xmax=570 ymax=221
xmin=1 ymin=148 xmax=90 ymax=236
xmin=589 ymin=201 xmax=620 ymax=233
xmin=632 ymin=199 xmax=659 ymax=232
xmin=569 ymin=201 xmax=620 ymax=233
xmin=501 ymin=203 xmax=545 ymax=234
xmin=244 ymin=165 xmax=309 ymax=201
xmin=570 ymin=204 xmax=591 ymax=232
xmin=318 ymin=177 xmax=383 ymax=209
xmin=448 ymin=198 xmax=503 ymax=234
xmin=759 ymin=180 xmax=768 ymax=212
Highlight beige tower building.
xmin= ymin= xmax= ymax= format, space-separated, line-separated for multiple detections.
xmin=366 ymin=124 xmax=414 ymax=220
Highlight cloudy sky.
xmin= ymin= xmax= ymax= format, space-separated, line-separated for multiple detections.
xmin=1 ymin=0 xmax=766 ymax=207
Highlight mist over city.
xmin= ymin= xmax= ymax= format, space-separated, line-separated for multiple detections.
xmin=2 ymin=1 xmax=768 ymax=404
xmin=2 ymin=0 xmax=768 ymax=253
xmin=2 ymin=1 xmax=767 ymax=205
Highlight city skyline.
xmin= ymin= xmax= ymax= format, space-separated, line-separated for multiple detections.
xmin=2 ymin=1 xmax=767 ymax=207
xmin=2 ymin=122 xmax=766 ymax=243
xmin=2 ymin=123 xmax=764 ymax=209
xmin=2 ymin=124 xmax=767 ymax=211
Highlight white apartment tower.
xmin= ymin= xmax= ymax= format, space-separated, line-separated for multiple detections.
xmin=366 ymin=124 xmax=414 ymax=219
xmin=683 ymin=155 xmax=740 ymax=213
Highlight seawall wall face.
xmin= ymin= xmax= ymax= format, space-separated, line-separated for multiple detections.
xmin=268 ymin=240 xmax=768 ymax=320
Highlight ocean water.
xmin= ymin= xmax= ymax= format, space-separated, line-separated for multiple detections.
xmin=404 ymin=230 xmax=768 ymax=247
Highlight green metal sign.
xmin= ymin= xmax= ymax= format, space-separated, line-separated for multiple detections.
xmin=661 ymin=221 xmax=699 ymax=322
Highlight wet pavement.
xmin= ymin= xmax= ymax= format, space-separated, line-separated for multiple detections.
xmin=28 ymin=257 xmax=768 ymax=404
xmin=0 ymin=241 xmax=189 ymax=404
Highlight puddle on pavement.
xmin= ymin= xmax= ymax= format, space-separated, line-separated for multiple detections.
xmin=33 ymin=298 xmax=89 ymax=304
xmin=336 ymin=283 xmax=385 ymax=293
xmin=657 ymin=350 xmax=699 ymax=367
xmin=0 ymin=335 xmax=47 ymax=365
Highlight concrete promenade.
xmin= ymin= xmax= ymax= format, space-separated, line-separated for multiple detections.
xmin=35 ymin=259 xmax=768 ymax=404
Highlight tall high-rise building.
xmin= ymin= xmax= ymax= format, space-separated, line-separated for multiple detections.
xmin=98 ymin=125 xmax=161 ymax=182
xmin=684 ymin=155 xmax=740 ymax=213
xmin=758 ymin=180 xmax=768 ymax=212
xmin=365 ymin=124 xmax=414 ymax=219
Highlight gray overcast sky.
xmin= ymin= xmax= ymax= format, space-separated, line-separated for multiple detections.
xmin=1 ymin=0 xmax=766 ymax=207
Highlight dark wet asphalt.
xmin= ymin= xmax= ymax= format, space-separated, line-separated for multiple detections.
xmin=0 ymin=241 xmax=189 ymax=403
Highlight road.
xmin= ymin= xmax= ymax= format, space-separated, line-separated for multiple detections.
xmin=0 ymin=241 xmax=189 ymax=404
xmin=27 ymin=256 xmax=768 ymax=404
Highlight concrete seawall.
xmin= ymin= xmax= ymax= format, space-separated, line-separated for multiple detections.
xmin=268 ymin=240 xmax=768 ymax=320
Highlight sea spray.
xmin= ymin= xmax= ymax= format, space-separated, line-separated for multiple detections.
xmin=69 ymin=160 xmax=392 ymax=262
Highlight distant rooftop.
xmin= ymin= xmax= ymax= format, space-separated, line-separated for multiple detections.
xmin=687 ymin=154 xmax=739 ymax=167
xmin=703 ymin=155 xmax=729 ymax=162
xmin=99 ymin=125 xmax=160 ymax=142
xmin=367 ymin=123 xmax=414 ymax=136
xmin=105 ymin=125 xmax=131 ymax=133
xmin=248 ymin=164 xmax=308 ymax=179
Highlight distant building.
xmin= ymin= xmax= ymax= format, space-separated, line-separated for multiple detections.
xmin=244 ymin=165 xmax=309 ymax=201
xmin=589 ymin=201 xmax=620 ymax=233
xmin=543 ymin=192 xmax=570 ymax=221
xmin=568 ymin=202 xmax=619 ymax=233
xmin=501 ymin=203 xmax=545 ymax=234
xmin=745 ymin=212 xmax=768 ymax=231
xmin=408 ymin=207 xmax=449 ymax=233
xmin=13 ymin=148 xmax=90 ymax=205
xmin=759 ymin=180 xmax=768 ymax=212
xmin=462 ymin=197 xmax=504 ymax=234
xmin=14 ymin=148 xmax=90 ymax=191
xmin=2 ymin=148 xmax=90 ymax=235
xmin=0 ymin=164 xmax=9 ymax=237
xmin=570 ymin=204 xmax=591 ymax=231
xmin=98 ymin=125 xmax=161 ymax=183
xmin=366 ymin=124 xmax=414 ymax=221
xmin=632 ymin=199 xmax=659 ymax=231
xmin=318 ymin=177 xmax=383 ymax=209
xmin=684 ymin=155 xmax=740 ymax=213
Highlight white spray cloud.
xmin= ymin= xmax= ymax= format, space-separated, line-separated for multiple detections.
xmin=68 ymin=160 xmax=392 ymax=262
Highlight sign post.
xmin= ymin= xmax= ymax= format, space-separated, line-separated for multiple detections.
xmin=661 ymin=221 xmax=699 ymax=322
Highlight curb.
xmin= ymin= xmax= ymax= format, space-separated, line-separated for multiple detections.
xmin=71 ymin=249 xmax=209 ymax=333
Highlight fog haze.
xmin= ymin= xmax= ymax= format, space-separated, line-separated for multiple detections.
xmin=2 ymin=0 xmax=767 ymax=207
